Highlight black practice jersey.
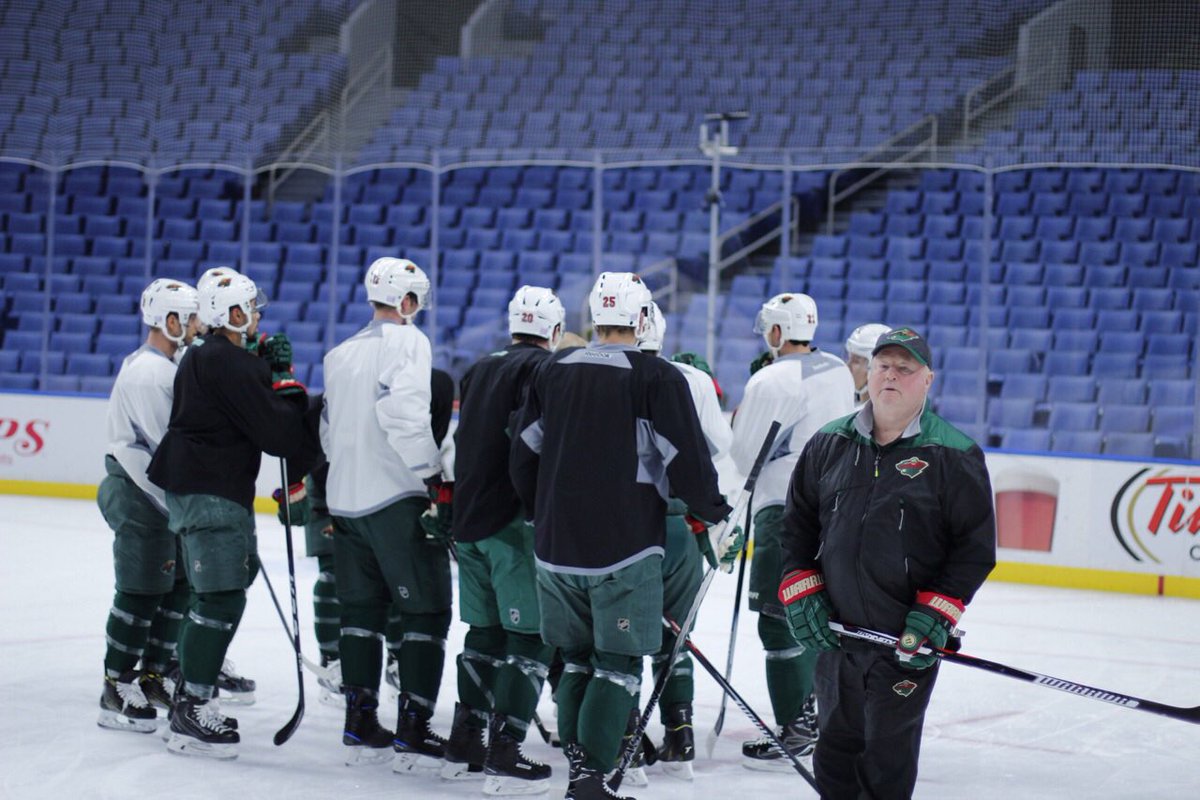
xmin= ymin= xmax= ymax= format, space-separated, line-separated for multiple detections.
xmin=148 ymin=334 xmax=321 ymax=511
xmin=510 ymin=343 xmax=731 ymax=573
xmin=454 ymin=343 xmax=552 ymax=543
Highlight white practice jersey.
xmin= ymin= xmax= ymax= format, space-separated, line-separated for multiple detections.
xmin=320 ymin=320 xmax=441 ymax=518
xmin=105 ymin=344 xmax=176 ymax=513
xmin=731 ymin=349 xmax=855 ymax=515
xmin=672 ymin=360 xmax=732 ymax=461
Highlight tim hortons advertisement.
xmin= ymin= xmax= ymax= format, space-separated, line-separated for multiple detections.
xmin=988 ymin=452 xmax=1200 ymax=579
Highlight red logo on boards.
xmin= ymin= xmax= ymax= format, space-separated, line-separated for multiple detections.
xmin=0 ymin=418 xmax=49 ymax=459
xmin=1111 ymin=468 xmax=1200 ymax=564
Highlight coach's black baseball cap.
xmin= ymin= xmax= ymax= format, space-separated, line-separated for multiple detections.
xmin=872 ymin=327 xmax=932 ymax=367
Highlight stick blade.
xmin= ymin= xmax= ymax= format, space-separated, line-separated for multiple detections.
xmin=273 ymin=702 xmax=304 ymax=746
xmin=704 ymin=716 xmax=722 ymax=760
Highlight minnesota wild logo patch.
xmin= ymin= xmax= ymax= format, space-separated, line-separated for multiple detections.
xmin=895 ymin=457 xmax=929 ymax=479
xmin=893 ymin=679 xmax=918 ymax=698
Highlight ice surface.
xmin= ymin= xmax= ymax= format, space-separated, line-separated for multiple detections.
xmin=2 ymin=494 xmax=1198 ymax=799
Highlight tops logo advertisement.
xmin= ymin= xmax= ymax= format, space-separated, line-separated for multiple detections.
xmin=1111 ymin=467 xmax=1200 ymax=564
xmin=0 ymin=418 xmax=49 ymax=462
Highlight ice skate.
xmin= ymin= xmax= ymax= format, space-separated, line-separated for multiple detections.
xmin=342 ymin=687 xmax=394 ymax=766
xmin=215 ymin=658 xmax=256 ymax=706
xmin=440 ymin=702 xmax=487 ymax=780
xmin=97 ymin=670 xmax=157 ymax=733
xmin=138 ymin=670 xmax=175 ymax=713
xmin=392 ymin=693 xmax=446 ymax=773
xmin=318 ymin=657 xmax=343 ymax=708
xmin=657 ymin=703 xmax=694 ymax=781
xmin=742 ymin=696 xmax=817 ymax=772
xmin=166 ymin=694 xmax=239 ymax=760
xmin=483 ymin=715 xmax=551 ymax=795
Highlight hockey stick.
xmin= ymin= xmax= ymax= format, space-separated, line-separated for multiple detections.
xmin=273 ymin=459 xmax=305 ymax=746
xmin=705 ymin=491 xmax=754 ymax=758
xmin=665 ymin=616 xmax=818 ymax=791
xmin=830 ymin=622 xmax=1200 ymax=726
xmin=612 ymin=420 xmax=781 ymax=789
xmin=258 ymin=560 xmax=340 ymax=688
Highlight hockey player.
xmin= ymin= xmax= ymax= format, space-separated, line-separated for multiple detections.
xmin=510 ymin=272 xmax=736 ymax=800
xmin=96 ymin=279 xmax=200 ymax=733
xmin=442 ymin=285 xmax=565 ymax=794
xmin=147 ymin=273 xmax=320 ymax=759
xmin=635 ymin=302 xmax=732 ymax=783
xmin=319 ymin=257 xmax=453 ymax=771
xmin=309 ymin=367 xmax=457 ymax=709
xmin=778 ymin=327 xmax=996 ymax=799
xmin=730 ymin=292 xmax=855 ymax=771
xmin=844 ymin=322 xmax=891 ymax=407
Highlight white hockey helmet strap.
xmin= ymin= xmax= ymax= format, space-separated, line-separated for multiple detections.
xmin=364 ymin=257 xmax=430 ymax=318
xmin=141 ymin=279 xmax=199 ymax=345
xmin=589 ymin=271 xmax=653 ymax=334
xmin=509 ymin=285 xmax=566 ymax=347
xmin=754 ymin=292 xmax=818 ymax=350
xmin=638 ymin=300 xmax=667 ymax=352
xmin=845 ymin=322 xmax=892 ymax=359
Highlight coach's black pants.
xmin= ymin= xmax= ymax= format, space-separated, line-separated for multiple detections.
xmin=813 ymin=640 xmax=940 ymax=800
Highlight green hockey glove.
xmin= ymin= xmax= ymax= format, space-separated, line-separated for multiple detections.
xmin=778 ymin=569 xmax=840 ymax=651
xmin=273 ymin=481 xmax=312 ymax=526
xmin=419 ymin=477 xmax=454 ymax=545
xmin=749 ymin=350 xmax=774 ymax=376
xmin=895 ymin=591 xmax=962 ymax=670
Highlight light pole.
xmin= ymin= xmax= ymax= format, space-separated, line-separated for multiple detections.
xmin=700 ymin=111 xmax=747 ymax=366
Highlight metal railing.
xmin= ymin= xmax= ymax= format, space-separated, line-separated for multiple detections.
xmin=267 ymin=45 xmax=393 ymax=205
xmin=825 ymin=114 xmax=939 ymax=233
xmin=962 ymin=66 xmax=1021 ymax=140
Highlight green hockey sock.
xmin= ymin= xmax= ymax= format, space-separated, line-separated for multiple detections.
xmin=104 ymin=591 xmax=161 ymax=676
xmin=458 ymin=625 xmax=504 ymax=713
xmin=494 ymin=632 xmax=554 ymax=740
xmin=142 ymin=579 xmax=190 ymax=673
xmin=312 ymin=555 xmax=340 ymax=661
xmin=760 ymin=614 xmax=817 ymax=725
xmin=555 ymin=649 xmax=592 ymax=746
xmin=398 ymin=609 xmax=451 ymax=709
xmin=177 ymin=589 xmax=246 ymax=698
xmin=339 ymin=602 xmax=385 ymax=689
xmin=578 ymin=652 xmax=641 ymax=772
xmin=653 ymin=650 xmax=694 ymax=721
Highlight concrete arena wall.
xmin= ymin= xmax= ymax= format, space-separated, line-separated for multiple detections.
xmin=2 ymin=390 xmax=1198 ymax=599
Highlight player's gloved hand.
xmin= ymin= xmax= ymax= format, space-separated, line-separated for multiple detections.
xmin=419 ymin=475 xmax=454 ymax=544
xmin=749 ymin=350 xmax=774 ymax=376
xmin=260 ymin=333 xmax=306 ymax=396
xmin=895 ymin=591 xmax=962 ymax=670
xmin=684 ymin=513 xmax=743 ymax=570
xmin=671 ymin=351 xmax=713 ymax=377
xmin=273 ymin=481 xmax=312 ymax=526
xmin=778 ymin=569 xmax=840 ymax=651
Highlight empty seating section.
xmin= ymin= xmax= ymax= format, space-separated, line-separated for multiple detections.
xmin=0 ymin=0 xmax=346 ymax=163
xmin=748 ymin=166 xmax=1196 ymax=457
xmin=359 ymin=0 xmax=1050 ymax=162
xmin=982 ymin=70 xmax=1200 ymax=164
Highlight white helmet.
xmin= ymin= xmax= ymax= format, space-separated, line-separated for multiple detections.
xmin=509 ymin=285 xmax=566 ymax=349
xmin=199 ymin=273 xmax=265 ymax=333
xmin=365 ymin=257 xmax=430 ymax=319
xmin=638 ymin=300 xmax=667 ymax=353
xmin=141 ymin=279 xmax=198 ymax=344
xmin=753 ymin=292 xmax=818 ymax=356
xmin=589 ymin=272 xmax=652 ymax=336
xmin=845 ymin=322 xmax=891 ymax=360
xmin=197 ymin=266 xmax=241 ymax=294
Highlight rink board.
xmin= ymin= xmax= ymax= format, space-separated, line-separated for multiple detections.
xmin=2 ymin=389 xmax=1198 ymax=595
